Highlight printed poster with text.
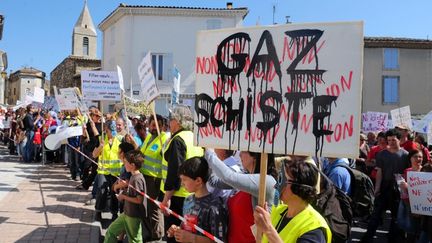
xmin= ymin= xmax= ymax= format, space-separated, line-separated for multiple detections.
xmin=81 ymin=71 xmax=121 ymax=101
xmin=194 ymin=22 xmax=363 ymax=158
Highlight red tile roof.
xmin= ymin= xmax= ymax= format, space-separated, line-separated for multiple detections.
xmin=365 ymin=37 xmax=432 ymax=49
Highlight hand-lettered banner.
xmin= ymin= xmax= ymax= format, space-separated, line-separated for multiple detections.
xmin=407 ymin=171 xmax=432 ymax=216
xmin=138 ymin=52 xmax=159 ymax=105
xmin=194 ymin=22 xmax=363 ymax=158
xmin=81 ymin=71 xmax=121 ymax=101
xmin=362 ymin=112 xmax=388 ymax=132
xmin=391 ymin=106 xmax=412 ymax=130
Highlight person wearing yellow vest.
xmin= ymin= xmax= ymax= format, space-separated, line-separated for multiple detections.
xmin=92 ymin=120 xmax=123 ymax=221
xmin=138 ymin=114 xmax=168 ymax=241
xmin=160 ymin=105 xmax=204 ymax=243
xmin=254 ymin=158 xmax=332 ymax=243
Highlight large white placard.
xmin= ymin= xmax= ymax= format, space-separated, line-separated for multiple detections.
xmin=138 ymin=52 xmax=159 ymax=104
xmin=362 ymin=112 xmax=388 ymax=132
xmin=407 ymin=171 xmax=432 ymax=216
xmin=55 ymin=94 xmax=76 ymax=111
xmin=33 ymin=87 xmax=45 ymax=103
xmin=81 ymin=71 xmax=121 ymax=101
xmin=59 ymin=88 xmax=88 ymax=112
xmin=194 ymin=22 xmax=363 ymax=157
xmin=391 ymin=106 xmax=412 ymax=130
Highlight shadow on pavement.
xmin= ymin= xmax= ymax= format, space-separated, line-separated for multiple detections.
xmin=28 ymin=204 xmax=94 ymax=223
xmin=47 ymin=193 xmax=89 ymax=203
xmin=14 ymin=222 xmax=100 ymax=243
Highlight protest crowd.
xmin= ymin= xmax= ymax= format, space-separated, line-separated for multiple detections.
xmin=0 ymin=102 xmax=430 ymax=243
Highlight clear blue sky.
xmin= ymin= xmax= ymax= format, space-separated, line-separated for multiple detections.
xmin=1 ymin=0 xmax=431 ymax=78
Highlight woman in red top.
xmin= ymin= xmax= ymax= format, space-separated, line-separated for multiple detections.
xmin=397 ymin=149 xmax=423 ymax=241
xmin=206 ymin=150 xmax=277 ymax=243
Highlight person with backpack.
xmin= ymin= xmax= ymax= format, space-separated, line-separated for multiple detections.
xmin=254 ymin=158 xmax=332 ymax=243
xmin=360 ymin=128 xmax=410 ymax=243
xmin=324 ymin=157 xmax=375 ymax=219
xmin=323 ymin=158 xmax=351 ymax=195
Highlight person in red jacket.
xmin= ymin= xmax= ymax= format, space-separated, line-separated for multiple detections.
xmin=396 ymin=125 xmax=417 ymax=152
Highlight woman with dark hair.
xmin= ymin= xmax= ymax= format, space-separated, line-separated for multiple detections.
xmin=205 ymin=150 xmax=276 ymax=243
xmin=397 ymin=149 xmax=424 ymax=241
xmin=254 ymin=159 xmax=331 ymax=243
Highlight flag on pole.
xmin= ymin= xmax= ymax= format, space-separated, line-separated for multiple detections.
xmin=117 ymin=65 xmax=124 ymax=92
xmin=172 ymin=67 xmax=181 ymax=106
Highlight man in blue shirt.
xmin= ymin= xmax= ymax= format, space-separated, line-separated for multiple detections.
xmin=323 ymin=157 xmax=352 ymax=195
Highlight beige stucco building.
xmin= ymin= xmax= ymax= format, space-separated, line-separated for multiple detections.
xmin=98 ymin=3 xmax=248 ymax=114
xmin=7 ymin=67 xmax=45 ymax=105
xmin=363 ymin=37 xmax=432 ymax=116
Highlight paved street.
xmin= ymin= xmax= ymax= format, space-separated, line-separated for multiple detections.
xmin=0 ymin=145 xmax=100 ymax=243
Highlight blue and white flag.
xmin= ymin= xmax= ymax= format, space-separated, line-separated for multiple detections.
xmin=172 ymin=67 xmax=181 ymax=105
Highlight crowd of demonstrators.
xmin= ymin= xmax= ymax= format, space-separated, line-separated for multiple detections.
xmin=359 ymin=127 xmax=432 ymax=243
xmin=3 ymin=103 xmax=432 ymax=243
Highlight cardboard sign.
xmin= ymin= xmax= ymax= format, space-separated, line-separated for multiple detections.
xmin=60 ymin=88 xmax=88 ymax=113
xmin=138 ymin=52 xmax=159 ymax=104
xmin=391 ymin=106 xmax=412 ymax=130
xmin=33 ymin=87 xmax=45 ymax=103
xmin=55 ymin=94 xmax=75 ymax=111
xmin=407 ymin=171 xmax=432 ymax=216
xmin=194 ymin=21 xmax=363 ymax=157
xmin=362 ymin=112 xmax=388 ymax=132
xmin=81 ymin=71 xmax=121 ymax=101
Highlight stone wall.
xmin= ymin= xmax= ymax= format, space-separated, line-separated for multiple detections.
xmin=50 ymin=56 xmax=100 ymax=93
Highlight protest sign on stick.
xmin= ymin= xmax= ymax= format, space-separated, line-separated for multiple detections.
xmin=391 ymin=106 xmax=412 ymax=130
xmin=33 ymin=87 xmax=45 ymax=103
xmin=362 ymin=112 xmax=388 ymax=132
xmin=194 ymin=21 xmax=363 ymax=158
xmin=194 ymin=22 xmax=364 ymax=242
xmin=81 ymin=71 xmax=121 ymax=101
xmin=138 ymin=52 xmax=162 ymax=143
xmin=407 ymin=171 xmax=432 ymax=216
xmin=117 ymin=65 xmax=130 ymax=133
xmin=138 ymin=52 xmax=159 ymax=105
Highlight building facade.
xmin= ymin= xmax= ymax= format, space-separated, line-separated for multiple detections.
xmin=363 ymin=37 xmax=432 ymax=116
xmin=7 ymin=67 xmax=45 ymax=105
xmin=50 ymin=1 xmax=100 ymax=93
xmin=98 ymin=4 xmax=248 ymax=114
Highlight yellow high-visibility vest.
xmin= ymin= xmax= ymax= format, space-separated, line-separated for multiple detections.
xmin=139 ymin=132 xmax=169 ymax=178
xmin=97 ymin=136 xmax=122 ymax=176
xmin=263 ymin=204 xmax=332 ymax=243
xmin=160 ymin=130 xmax=204 ymax=198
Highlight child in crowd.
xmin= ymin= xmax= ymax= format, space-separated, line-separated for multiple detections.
xmin=104 ymin=150 xmax=147 ymax=243
xmin=167 ymin=157 xmax=227 ymax=243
